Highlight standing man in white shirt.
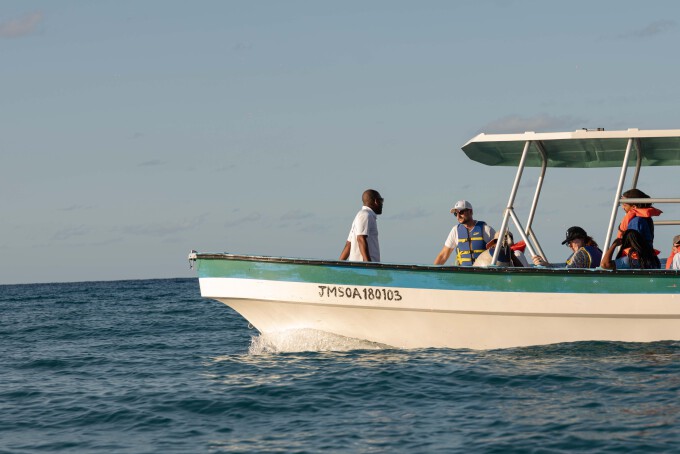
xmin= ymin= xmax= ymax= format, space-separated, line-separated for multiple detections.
xmin=339 ymin=189 xmax=383 ymax=262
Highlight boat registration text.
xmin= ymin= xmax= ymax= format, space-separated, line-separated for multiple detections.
xmin=318 ymin=285 xmax=403 ymax=301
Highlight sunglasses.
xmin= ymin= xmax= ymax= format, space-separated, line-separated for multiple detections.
xmin=454 ymin=209 xmax=470 ymax=216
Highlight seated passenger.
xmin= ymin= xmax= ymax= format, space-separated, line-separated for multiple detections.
xmin=601 ymin=229 xmax=661 ymax=270
xmin=673 ymin=248 xmax=680 ymax=271
xmin=473 ymin=231 xmax=528 ymax=267
xmin=665 ymin=234 xmax=680 ymax=270
xmin=532 ymin=226 xmax=602 ymax=268
xmin=618 ymin=188 xmax=662 ymax=252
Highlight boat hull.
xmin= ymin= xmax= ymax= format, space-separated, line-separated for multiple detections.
xmin=194 ymin=254 xmax=680 ymax=349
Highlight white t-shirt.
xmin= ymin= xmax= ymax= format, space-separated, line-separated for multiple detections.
xmin=672 ymin=253 xmax=680 ymax=270
xmin=347 ymin=206 xmax=380 ymax=262
xmin=444 ymin=221 xmax=495 ymax=250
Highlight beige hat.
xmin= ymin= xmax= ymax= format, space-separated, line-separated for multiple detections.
xmin=486 ymin=231 xmax=513 ymax=249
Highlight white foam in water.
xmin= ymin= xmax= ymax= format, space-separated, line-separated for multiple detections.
xmin=248 ymin=329 xmax=390 ymax=354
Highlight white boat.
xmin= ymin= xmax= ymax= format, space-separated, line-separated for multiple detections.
xmin=189 ymin=128 xmax=680 ymax=349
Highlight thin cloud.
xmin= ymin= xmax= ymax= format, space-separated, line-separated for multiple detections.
xmin=225 ymin=212 xmax=261 ymax=228
xmin=0 ymin=11 xmax=44 ymax=38
xmin=138 ymin=159 xmax=165 ymax=167
xmin=214 ymin=164 xmax=237 ymax=172
xmin=479 ymin=114 xmax=586 ymax=134
xmin=300 ymin=224 xmax=329 ymax=234
xmin=280 ymin=210 xmax=314 ymax=221
xmin=118 ymin=215 xmax=207 ymax=237
xmin=59 ymin=204 xmax=93 ymax=212
xmin=30 ymin=236 xmax=125 ymax=249
xmin=616 ymin=20 xmax=676 ymax=39
xmin=52 ymin=225 xmax=91 ymax=241
xmin=233 ymin=41 xmax=253 ymax=51
xmin=85 ymin=237 xmax=124 ymax=247
xmin=386 ymin=207 xmax=430 ymax=221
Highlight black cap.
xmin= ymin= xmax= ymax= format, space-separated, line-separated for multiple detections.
xmin=561 ymin=226 xmax=587 ymax=245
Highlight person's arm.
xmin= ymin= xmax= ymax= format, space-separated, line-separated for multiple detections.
xmin=339 ymin=241 xmax=351 ymax=260
xmin=532 ymin=255 xmax=549 ymax=266
xmin=434 ymin=246 xmax=453 ymax=265
xmin=435 ymin=227 xmax=458 ymax=265
xmin=356 ymin=235 xmax=371 ymax=261
xmin=564 ymin=249 xmax=587 ymax=268
xmin=601 ymin=238 xmax=621 ymax=270
xmin=665 ymin=250 xmax=675 ymax=270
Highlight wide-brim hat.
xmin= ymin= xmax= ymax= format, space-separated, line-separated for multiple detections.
xmin=486 ymin=231 xmax=513 ymax=249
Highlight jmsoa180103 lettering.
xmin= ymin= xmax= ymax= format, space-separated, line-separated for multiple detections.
xmin=318 ymin=285 xmax=402 ymax=301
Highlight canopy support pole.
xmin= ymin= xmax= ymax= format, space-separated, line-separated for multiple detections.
xmin=492 ymin=140 xmax=538 ymax=265
xmin=524 ymin=141 xmax=548 ymax=259
xmin=604 ymin=138 xmax=634 ymax=250
xmin=631 ymin=138 xmax=642 ymax=189
xmin=509 ymin=210 xmax=535 ymax=257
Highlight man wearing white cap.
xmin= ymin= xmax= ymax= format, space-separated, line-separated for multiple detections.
xmin=434 ymin=200 xmax=495 ymax=266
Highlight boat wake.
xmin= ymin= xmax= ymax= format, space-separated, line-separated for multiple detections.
xmin=248 ymin=328 xmax=391 ymax=354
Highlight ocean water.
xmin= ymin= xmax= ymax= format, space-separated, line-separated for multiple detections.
xmin=2 ymin=279 xmax=680 ymax=453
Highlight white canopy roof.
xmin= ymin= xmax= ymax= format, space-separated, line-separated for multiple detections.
xmin=462 ymin=128 xmax=680 ymax=168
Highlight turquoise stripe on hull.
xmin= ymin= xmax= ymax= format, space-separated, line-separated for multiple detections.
xmin=196 ymin=255 xmax=680 ymax=295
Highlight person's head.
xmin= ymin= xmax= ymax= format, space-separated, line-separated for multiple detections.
xmin=672 ymin=235 xmax=680 ymax=252
xmin=620 ymin=229 xmax=646 ymax=249
xmin=486 ymin=230 xmax=514 ymax=250
xmin=620 ymin=228 xmax=659 ymax=268
xmin=621 ymin=188 xmax=651 ymax=212
xmin=450 ymin=200 xmax=474 ymax=225
xmin=362 ymin=189 xmax=383 ymax=215
xmin=561 ymin=226 xmax=597 ymax=252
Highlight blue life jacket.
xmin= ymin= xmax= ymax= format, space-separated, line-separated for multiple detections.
xmin=628 ymin=216 xmax=655 ymax=249
xmin=584 ymin=245 xmax=602 ymax=267
xmin=456 ymin=221 xmax=487 ymax=266
xmin=566 ymin=245 xmax=602 ymax=268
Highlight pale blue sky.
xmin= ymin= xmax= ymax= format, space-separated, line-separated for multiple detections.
xmin=2 ymin=1 xmax=680 ymax=284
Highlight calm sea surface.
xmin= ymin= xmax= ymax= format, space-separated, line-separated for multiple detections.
xmin=2 ymin=278 xmax=680 ymax=453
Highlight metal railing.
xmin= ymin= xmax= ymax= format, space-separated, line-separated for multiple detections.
xmin=491 ymin=137 xmax=680 ymax=266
